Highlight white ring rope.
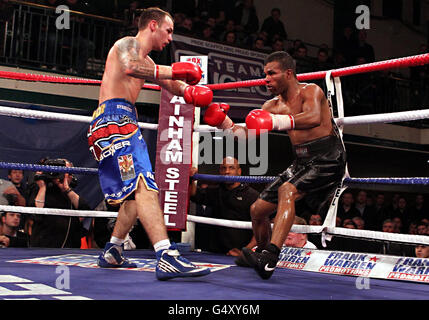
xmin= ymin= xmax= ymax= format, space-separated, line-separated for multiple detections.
xmin=336 ymin=108 xmax=429 ymax=126
xmin=2 ymin=204 xmax=428 ymax=246
xmin=1 ymin=106 xmax=429 ymax=131
xmin=0 ymin=205 xmax=117 ymax=218
xmin=0 ymin=106 xmax=158 ymax=130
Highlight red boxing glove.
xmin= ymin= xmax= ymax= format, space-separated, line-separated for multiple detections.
xmin=246 ymin=109 xmax=295 ymax=135
xmin=203 ymin=103 xmax=233 ymax=129
xmin=172 ymin=62 xmax=202 ymax=85
xmin=184 ymin=85 xmax=213 ymax=107
xmin=245 ymin=109 xmax=274 ymax=136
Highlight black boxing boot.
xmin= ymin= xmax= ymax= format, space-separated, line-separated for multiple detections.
xmin=234 ymin=246 xmax=263 ymax=267
xmin=242 ymin=243 xmax=280 ymax=280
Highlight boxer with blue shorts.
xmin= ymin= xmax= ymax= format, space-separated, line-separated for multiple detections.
xmin=90 ymin=7 xmax=213 ymax=280
xmin=88 ymin=98 xmax=158 ymax=205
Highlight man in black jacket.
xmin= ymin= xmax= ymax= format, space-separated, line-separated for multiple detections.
xmin=190 ymin=157 xmax=259 ymax=256
xmin=28 ymin=158 xmax=90 ymax=248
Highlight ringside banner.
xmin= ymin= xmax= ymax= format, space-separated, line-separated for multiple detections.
xmin=171 ymin=35 xmax=271 ymax=115
xmin=155 ymin=89 xmax=194 ymax=230
xmin=279 ymin=246 xmax=429 ymax=284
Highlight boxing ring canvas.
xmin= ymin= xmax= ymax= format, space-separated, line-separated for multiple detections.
xmin=1 ymin=248 xmax=428 ymax=300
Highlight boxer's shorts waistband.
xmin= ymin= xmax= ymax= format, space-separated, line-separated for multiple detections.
xmin=92 ymin=98 xmax=137 ymax=122
xmin=293 ymin=135 xmax=342 ymax=159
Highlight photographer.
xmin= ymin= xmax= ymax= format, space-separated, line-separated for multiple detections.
xmin=28 ymin=158 xmax=90 ymax=248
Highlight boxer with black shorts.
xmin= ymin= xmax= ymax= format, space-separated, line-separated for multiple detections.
xmin=203 ymin=51 xmax=346 ymax=279
xmin=88 ymin=7 xmax=212 ymax=280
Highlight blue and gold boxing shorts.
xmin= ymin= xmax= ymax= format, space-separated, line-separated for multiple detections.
xmin=88 ymin=98 xmax=158 ymax=205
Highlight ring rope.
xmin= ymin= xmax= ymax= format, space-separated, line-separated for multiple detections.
xmin=192 ymin=174 xmax=429 ymax=186
xmin=1 ymin=204 xmax=428 ymax=246
xmin=0 ymin=162 xmax=427 ymax=186
xmin=2 ymin=105 xmax=429 ymax=132
xmin=0 ymin=162 xmax=98 ymax=175
xmin=1 ymin=53 xmax=429 ymax=89
xmin=0 ymin=106 xmax=159 ymax=130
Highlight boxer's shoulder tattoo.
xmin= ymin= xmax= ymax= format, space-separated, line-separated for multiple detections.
xmin=116 ymin=37 xmax=140 ymax=66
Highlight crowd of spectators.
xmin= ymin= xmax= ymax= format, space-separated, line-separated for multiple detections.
xmin=302 ymin=188 xmax=429 ymax=256
xmin=0 ymin=159 xmax=93 ymax=249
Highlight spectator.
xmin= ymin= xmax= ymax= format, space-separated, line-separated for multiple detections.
xmin=232 ymin=0 xmax=259 ymax=44
xmin=352 ymin=216 xmax=365 ymax=230
xmin=7 ymin=169 xmax=29 ymax=201
xmin=410 ymin=194 xmax=429 ymax=223
xmin=218 ymin=18 xmax=236 ymax=42
xmin=416 ymin=221 xmax=427 ymax=235
xmin=260 ymin=8 xmax=287 ymax=45
xmin=212 ymin=9 xmax=230 ymax=36
xmin=252 ymin=37 xmax=270 ymax=53
xmin=0 ymin=178 xmax=26 ymax=207
xmin=382 ymin=219 xmax=395 ymax=233
xmin=122 ymin=0 xmax=142 ymax=26
xmin=287 ymin=38 xmax=302 ymax=56
xmin=355 ymin=29 xmax=375 ymax=63
xmin=381 ymin=218 xmax=405 ymax=256
xmin=173 ymin=12 xmax=186 ymax=30
xmin=314 ymin=48 xmax=331 ymax=71
xmin=1 ymin=211 xmax=29 ymax=247
xmin=283 ymin=216 xmax=317 ymax=249
xmin=385 ymin=193 xmax=400 ymax=219
xmin=175 ymin=17 xmax=195 ymax=36
xmin=354 ymin=190 xmax=377 ymax=230
xmin=408 ymin=220 xmax=418 ymax=235
xmin=223 ymin=31 xmax=238 ymax=46
xmin=332 ymin=50 xmax=347 ymax=68
xmin=336 ymin=26 xmax=357 ymax=66
xmin=373 ymin=192 xmax=387 ymax=230
xmin=335 ymin=216 xmax=342 ymax=227
xmin=294 ymin=44 xmax=308 ymax=59
xmin=7 ymin=169 xmax=30 ymax=230
xmin=308 ymin=213 xmax=322 ymax=226
xmin=294 ymin=44 xmax=313 ymax=73
xmin=190 ymin=156 xmax=259 ymax=256
xmin=343 ymin=220 xmax=357 ymax=229
xmin=199 ymin=24 xmax=216 ymax=41
xmin=121 ymin=1 xmax=142 ymax=36
xmin=392 ymin=216 xmax=404 ymax=233
xmin=28 ymin=158 xmax=90 ymax=248
xmin=392 ymin=196 xmax=411 ymax=231
xmin=271 ymin=38 xmax=285 ymax=52
xmin=415 ymin=245 xmax=429 ymax=258
xmin=337 ymin=190 xmax=359 ymax=220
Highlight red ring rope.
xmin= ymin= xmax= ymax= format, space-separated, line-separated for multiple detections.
xmin=1 ymin=53 xmax=428 ymax=90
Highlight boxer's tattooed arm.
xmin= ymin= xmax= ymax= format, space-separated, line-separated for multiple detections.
xmin=116 ymin=37 xmax=153 ymax=78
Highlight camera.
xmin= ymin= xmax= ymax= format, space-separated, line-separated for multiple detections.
xmin=34 ymin=158 xmax=78 ymax=187
xmin=34 ymin=158 xmax=67 ymax=182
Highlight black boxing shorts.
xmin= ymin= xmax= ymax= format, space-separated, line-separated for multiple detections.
xmin=259 ymin=134 xmax=346 ymax=215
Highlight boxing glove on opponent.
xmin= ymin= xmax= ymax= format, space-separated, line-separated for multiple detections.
xmin=183 ymin=85 xmax=213 ymax=107
xmin=245 ymin=109 xmax=295 ymax=136
xmin=203 ymin=103 xmax=234 ymax=129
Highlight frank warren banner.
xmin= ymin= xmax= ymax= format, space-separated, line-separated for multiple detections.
xmin=171 ymin=34 xmax=271 ymax=115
